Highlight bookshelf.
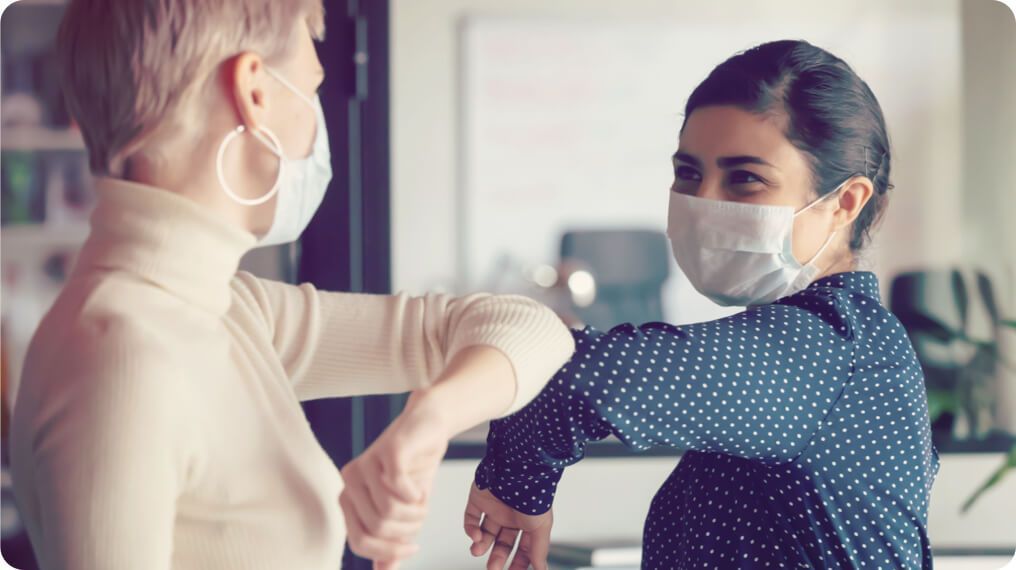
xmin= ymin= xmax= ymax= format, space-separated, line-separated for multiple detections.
xmin=1 ymin=3 xmax=81 ymax=565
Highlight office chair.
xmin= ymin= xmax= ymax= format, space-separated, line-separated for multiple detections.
xmin=559 ymin=229 xmax=670 ymax=331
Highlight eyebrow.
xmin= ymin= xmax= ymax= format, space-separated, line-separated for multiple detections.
xmin=673 ymin=151 xmax=701 ymax=167
xmin=673 ymin=151 xmax=777 ymax=170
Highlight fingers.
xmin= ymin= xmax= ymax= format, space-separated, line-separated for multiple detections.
xmin=342 ymin=491 xmax=420 ymax=561
xmin=508 ymin=545 xmax=532 ymax=570
xmin=511 ymin=528 xmax=551 ymax=570
xmin=341 ymin=414 xmax=449 ymax=566
xmin=381 ymin=460 xmax=423 ymax=504
xmin=341 ymin=456 xmax=424 ymax=563
xmin=344 ymin=478 xmax=425 ymax=541
xmin=486 ymin=527 xmax=520 ymax=570
xmin=465 ymin=501 xmax=487 ymax=540
xmin=527 ymin=526 xmax=551 ymax=570
xmin=365 ymin=465 xmax=429 ymax=525
xmin=470 ymin=513 xmax=501 ymax=557
xmin=508 ymin=532 xmax=533 ymax=570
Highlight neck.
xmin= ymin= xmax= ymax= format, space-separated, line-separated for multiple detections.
xmin=817 ymin=252 xmax=857 ymax=280
xmin=124 ymin=144 xmax=255 ymax=237
xmin=78 ymin=178 xmax=258 ymax=314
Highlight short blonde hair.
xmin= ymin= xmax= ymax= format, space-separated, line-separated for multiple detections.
xmin=57 ymin=0 xmax=325 ymax=175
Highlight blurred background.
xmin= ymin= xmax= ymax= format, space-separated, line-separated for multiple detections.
xmin=1 ymin=0 xmax=1014 ymax=568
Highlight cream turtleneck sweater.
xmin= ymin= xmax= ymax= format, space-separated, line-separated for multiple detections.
xmin=9 ymin=178 xmax=575 ymax=570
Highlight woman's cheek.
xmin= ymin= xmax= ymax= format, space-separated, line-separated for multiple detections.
xmin=791 ymin=216 xmax=827 ymax=264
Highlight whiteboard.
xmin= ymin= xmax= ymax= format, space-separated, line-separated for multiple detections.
xmin=459 ymin=18 xmax=695 ymax=291
xmin=456 ymin=8 xmax=960 ymax=323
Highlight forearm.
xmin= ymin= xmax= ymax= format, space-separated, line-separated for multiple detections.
xmin=407 ymin=345 xmax=518 ymax=438
xmin=240 ymin=273 xmax=574 ymax=405
xmin=482 ymin=311 xmax=855 ymax=474
xmin=475 ymin=368 xmax=614 ymax=515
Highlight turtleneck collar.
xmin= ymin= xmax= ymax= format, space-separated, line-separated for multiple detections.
xmin=74 ymin=177 xmax=258 ymax=315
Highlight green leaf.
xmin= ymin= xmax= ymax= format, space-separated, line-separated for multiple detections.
xmin=1003 ymin=320 xmax=1016 ymax=330
xmin=962 ymin=444 xmax=1016 ymax=513
xmin=926 ymin=389 xmax=958 ymax=423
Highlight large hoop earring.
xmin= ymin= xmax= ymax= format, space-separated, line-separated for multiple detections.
xmin=216 ymin=124 xmax=286 ymax=206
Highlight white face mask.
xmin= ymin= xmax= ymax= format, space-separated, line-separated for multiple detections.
xmin=666 ymin=180 xmax=847 ymax=307
xmin=216 ymin=67 xmax=332 ymax=247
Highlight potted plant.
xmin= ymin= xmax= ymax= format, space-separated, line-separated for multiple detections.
xmin=961 ymin=319 xmax=1016 ymax=512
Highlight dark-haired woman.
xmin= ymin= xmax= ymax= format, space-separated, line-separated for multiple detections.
xmin=461 ymin=40 xmax=939 ymax=570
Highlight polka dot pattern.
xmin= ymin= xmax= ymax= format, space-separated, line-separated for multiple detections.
xmin=475 ymin=272 xmax=939 ymax=569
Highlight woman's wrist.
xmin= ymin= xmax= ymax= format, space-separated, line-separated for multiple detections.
xmin=401 ymin=388 xmax=456 ymax=441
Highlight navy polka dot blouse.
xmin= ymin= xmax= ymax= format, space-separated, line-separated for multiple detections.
xmin=475 ymin=272 xmax=940 ymax=569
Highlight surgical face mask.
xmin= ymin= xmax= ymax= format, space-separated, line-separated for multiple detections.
xmin=666 ymin=181 xmax=847 ymax=307
xmin=216 ymin=67 xmax=332 ymax=247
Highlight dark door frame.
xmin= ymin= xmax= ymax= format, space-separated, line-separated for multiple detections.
xmin=297 ymin=1 xmax=396 ymax=568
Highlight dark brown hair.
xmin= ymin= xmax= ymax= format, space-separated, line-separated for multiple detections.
xmin=683 ymin=40 xmax=893 ymax=250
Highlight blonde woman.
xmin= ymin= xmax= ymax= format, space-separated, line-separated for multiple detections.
xmin=9 ymin=2 xmax=574 ymax=569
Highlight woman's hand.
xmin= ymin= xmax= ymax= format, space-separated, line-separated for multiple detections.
xmin=339 ymin=394 xmax=451 ymax=569
xmin=340 ymin=345 xmax=519 ymax=568
xmin=464 ymin=482 xmax=554 ymax=570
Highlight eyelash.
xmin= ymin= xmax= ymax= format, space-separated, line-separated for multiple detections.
xmin=675 ymin=166 xmax=701 ymax=181
xmin=729 ymin=170 xmax=765 ymax=184
xmin=673 ymin=166 xmax=766 ymax=186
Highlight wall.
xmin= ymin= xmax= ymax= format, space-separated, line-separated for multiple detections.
xmin=960 ymin=0 xmax=1016 ymax=439
xmin=390 ymin=0 xmax=966 ymax=301
xmin=962 ymin=0 xmax=1016 ymax=294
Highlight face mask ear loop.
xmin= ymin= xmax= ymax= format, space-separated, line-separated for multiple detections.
xmin=216 ymin=124 xmax=286 ymax=206
xmin=263 ymin=66 xmax=321 ymax=159
xmin=794 ymin=177 xmax=851 ymax=267
xmin=803 ymin=229 xmax=838 ymax=266
xmin=794 ymin=178 xmax=851 ymax=217
xmin=264 ymin=67 xmax=317 ymax=110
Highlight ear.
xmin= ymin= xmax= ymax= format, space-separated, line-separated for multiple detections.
xmin=224 ymin=52 xmax=270 ymax=132
xmin=832 ymin=176 xmax=874 ymax=231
